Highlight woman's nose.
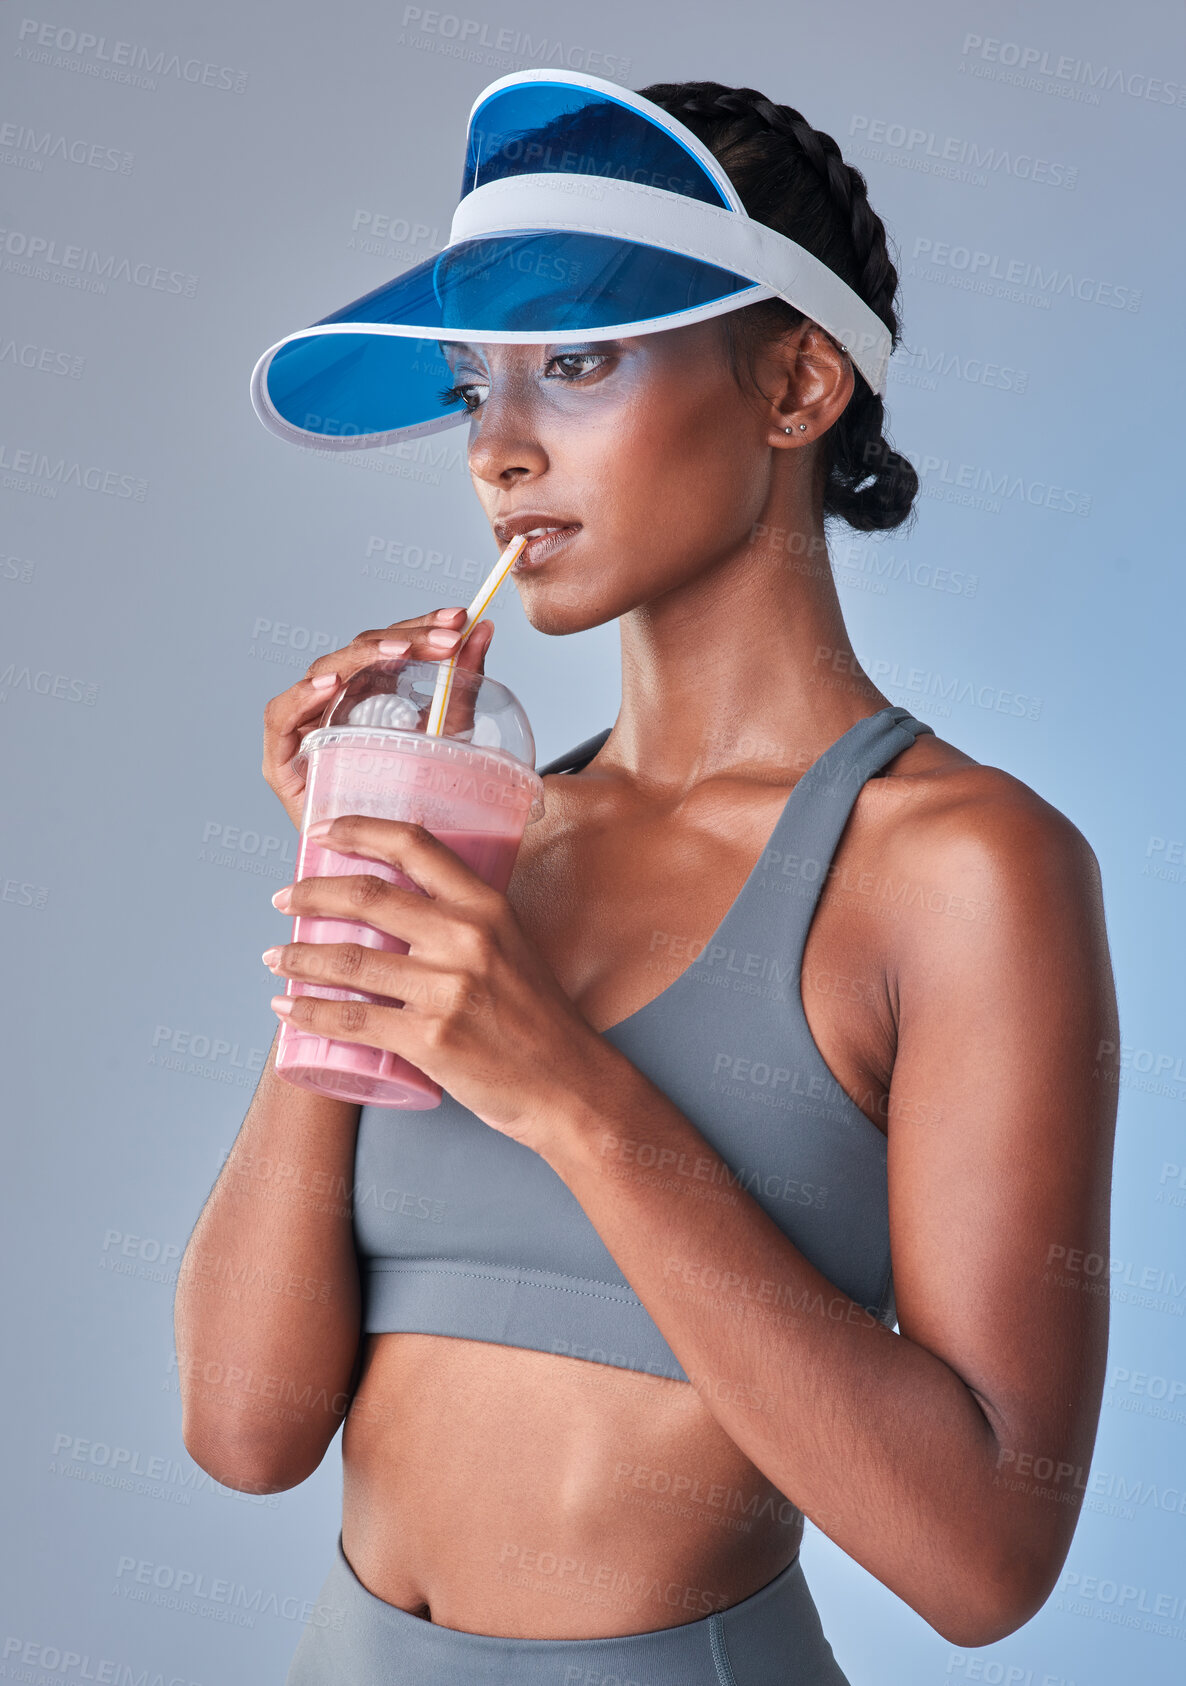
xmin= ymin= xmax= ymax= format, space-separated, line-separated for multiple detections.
xmin=466 ymin=389 xmax=548 ymax=487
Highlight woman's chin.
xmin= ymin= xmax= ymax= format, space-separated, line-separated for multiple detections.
xmin=517 ymin=583 xmax=622 ymax=638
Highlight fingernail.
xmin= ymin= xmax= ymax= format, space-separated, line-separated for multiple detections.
xmin=310 ymin=672 xmax=339 ymax=690
xmin=306 ymin=818 xmax=334 ymax=838
xmin=270 ymin=995 xmax=295 ymax=1016
xmin=426 ymin=629 xmax=460 ymax=647
xmin=434 ymin=607 xmax=465 ymax=620
xmin=377 ymin=638 xmax=410 ymax=654
xmin=261 ymin=947 xmax=283 ymax=967
xmin=271 ymin=885 xmax=292 ymax=910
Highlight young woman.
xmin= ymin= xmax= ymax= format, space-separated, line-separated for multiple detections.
xmin=175 ymin=74 xmax=1119 ymax=1685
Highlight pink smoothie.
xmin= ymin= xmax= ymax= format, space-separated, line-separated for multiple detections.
xmin=272 ymin=700 xmax=544 ymax=1110
xmin=274 ymin=728 xmax=540 ymax=1107
xmin=276 ymin=827 xmax=524 ymax=1108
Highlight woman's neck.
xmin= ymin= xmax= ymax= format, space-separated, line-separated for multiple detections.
xmin=608 ymin=523 xmax=889 ymax=793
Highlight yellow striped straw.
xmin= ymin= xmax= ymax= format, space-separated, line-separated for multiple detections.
xmin=425 ymin=533 xmax=529 ymax=737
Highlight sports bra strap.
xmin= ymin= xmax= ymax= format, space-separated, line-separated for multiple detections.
xmin=536 ymin=728 xmax=612 ymax=776
xmin=536 ymin=705 xmax=935 ymax=985
xmin=739 ymin=704 xmax=934 ymax=982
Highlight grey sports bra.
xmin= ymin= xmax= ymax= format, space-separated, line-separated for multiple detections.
xmin=352 ymin=703 xmax=935 ymax=1381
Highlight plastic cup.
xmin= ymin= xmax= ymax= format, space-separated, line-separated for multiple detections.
xmin=274 ymin=657 xmax=544 ymax=1109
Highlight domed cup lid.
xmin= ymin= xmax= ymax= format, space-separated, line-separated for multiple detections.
xmin=292 ymin=655 xmax=544 ymax=819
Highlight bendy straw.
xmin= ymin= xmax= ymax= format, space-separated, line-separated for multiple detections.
xmin=425 ymin=533 xmax=529 ymax=736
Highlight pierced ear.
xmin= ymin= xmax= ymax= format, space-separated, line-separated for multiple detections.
xmin=756 ymin=319 xmax=841 ymax=443
xmin=784 ymin=325 xmax=856 ymax=439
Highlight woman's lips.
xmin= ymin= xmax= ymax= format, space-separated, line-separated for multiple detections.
xmin=512 ymin=524 xmax=582 ymax=569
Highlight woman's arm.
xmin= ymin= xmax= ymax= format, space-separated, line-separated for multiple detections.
xmin=176 ymin=612 xmax=489 ymax=1490
xmin=172 ymin=1029 xmax=364 ymax=1494
xmin=538 ymin=774 xmax=1119 ymax=1648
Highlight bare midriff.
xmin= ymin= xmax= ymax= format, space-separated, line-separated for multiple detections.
xmin=338 ymin=731 xmax=952 ymax=1637
xmin=341 ymin=1335 xmax=805 ymax=1636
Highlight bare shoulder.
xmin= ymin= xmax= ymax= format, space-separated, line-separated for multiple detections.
xmin=869 ymin=727 xmax=1105 ymax=931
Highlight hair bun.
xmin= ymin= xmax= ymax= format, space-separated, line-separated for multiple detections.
xmin=827 ymin=426 xmax=919 ymax=534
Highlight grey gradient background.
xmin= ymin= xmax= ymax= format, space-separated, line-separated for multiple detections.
xmin=3 ymin=0 xmax=1185 ymax=1679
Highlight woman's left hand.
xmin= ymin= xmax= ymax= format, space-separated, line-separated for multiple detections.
xmin=262 ymin=812 xmax=612 ymax=1151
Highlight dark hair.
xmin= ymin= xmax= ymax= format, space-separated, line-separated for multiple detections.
xmin=636 ymin=81 xmax=918 ymax=534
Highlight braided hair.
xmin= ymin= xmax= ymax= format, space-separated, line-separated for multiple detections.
xmin=636 ymin=81 xmax=917 ymax=534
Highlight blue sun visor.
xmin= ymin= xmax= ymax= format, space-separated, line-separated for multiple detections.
xmin=250 ymin=71 xmax=892 ymax=451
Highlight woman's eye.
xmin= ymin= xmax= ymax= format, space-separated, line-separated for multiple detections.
xmin=437 ymin=379 xmax=489 ymax=412
xmin=436 ymin=354 xmax=606 ymax=411
xmin=546 ymin=353 xmax=608 ymax=380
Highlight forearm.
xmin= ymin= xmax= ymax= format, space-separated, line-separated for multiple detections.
xmin=539 ymin=1045 xmax=1028 ymax=1644
xmin=173 ymin=1029 xmax=363 ymax=1490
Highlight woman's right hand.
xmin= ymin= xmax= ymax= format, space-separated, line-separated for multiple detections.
xmin=262 ymin=606 xmax=495 ymax=832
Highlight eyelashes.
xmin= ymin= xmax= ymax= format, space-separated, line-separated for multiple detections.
xmin=436 ymin=380 xmax=484 ymax=412
xmin=435 ymin=351 xmax=611 ymax=412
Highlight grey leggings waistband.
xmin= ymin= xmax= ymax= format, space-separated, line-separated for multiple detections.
xmin=285 ymin=1532 xmax=853 ymax=1685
